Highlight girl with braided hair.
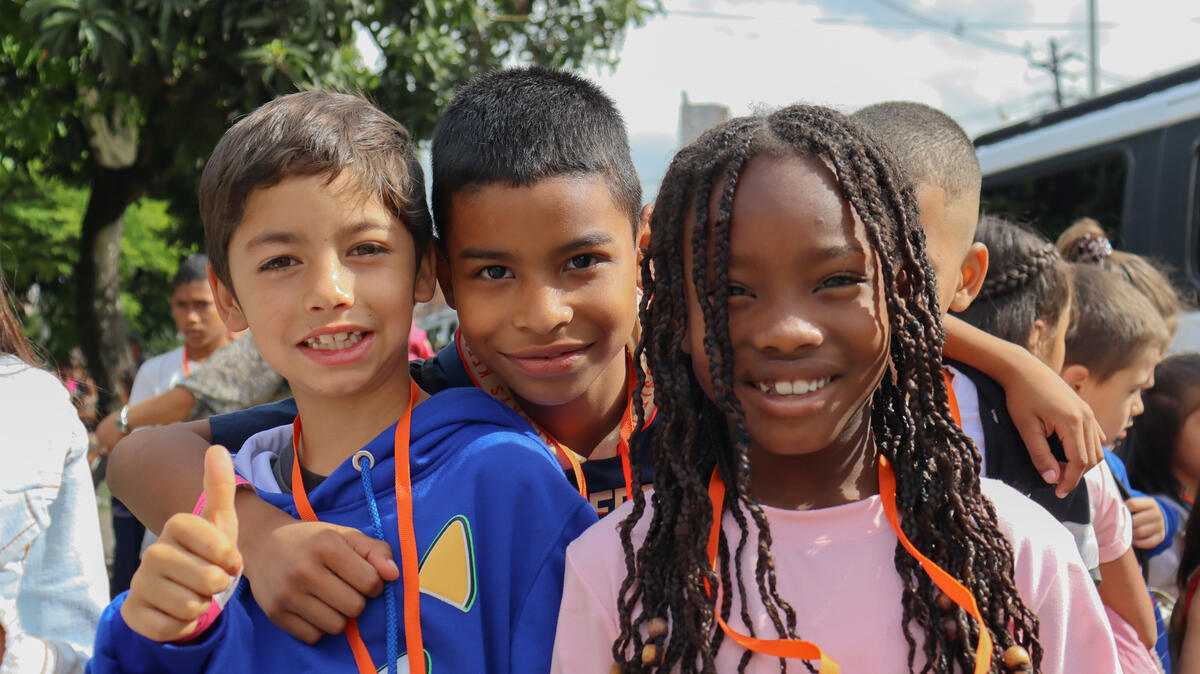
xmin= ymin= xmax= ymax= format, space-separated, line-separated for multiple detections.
xmin=551 ymin=105 xmax=1117 ymax=673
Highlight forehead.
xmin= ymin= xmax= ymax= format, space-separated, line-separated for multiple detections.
xmin=171 ymin=281 xmax=213 ymax=301
xmin=692 ymin=154 xmax=868 ymax=263
xmin=444 ymin=175 xmax=632 ymax=253
xmin=1109 ymin=346 xmax=1162 ymax=384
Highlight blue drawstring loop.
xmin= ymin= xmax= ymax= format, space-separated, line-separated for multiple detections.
xmin=355 ymin=450 xmax=398 ymax=674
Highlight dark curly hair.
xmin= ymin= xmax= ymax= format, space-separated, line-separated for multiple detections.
xmin=613 ymin=105 xmax=1041 ymax=673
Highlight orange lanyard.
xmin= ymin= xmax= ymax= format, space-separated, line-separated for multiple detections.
xmin=457 ymin=331 xmax=655 ymax=503
xmin=943 ymin=369 xmax=961 ymax=427
xmin=182 ymin=347 xmax=191 ymax=377
xmin=290 ymin=381 xmax=424 ymax=674
xmin=704 ymin=458 xmax=993 ymax=673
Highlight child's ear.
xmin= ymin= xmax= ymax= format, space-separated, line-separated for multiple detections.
xmin=1059 ymin=363 xmax=1090 ymax=392
xmin=413 ymin=245 xmax=437 ymax=303
xmin=435 ymin=247 xmax=457 ymax=310
xmin=1026 ymin=318 xmax=1048 ymax=356
xmin=207 ymin=266 xmax=249 ymax=332
xmin=949 ymin=242 xmax=989 ymax=313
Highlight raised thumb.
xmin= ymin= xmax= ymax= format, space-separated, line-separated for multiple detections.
xmin=202 ymin=445 xmax=239 ymax=545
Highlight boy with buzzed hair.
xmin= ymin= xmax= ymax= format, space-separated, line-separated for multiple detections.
xmin=106 ymin=67 xmax=652 ymax=644
xmin=853 ymin=101 xmax=1105 ymax=568
xmin=89 ymin=91 xmax=595 ymax=673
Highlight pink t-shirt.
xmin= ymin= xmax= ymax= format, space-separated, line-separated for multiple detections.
xmin=552 ymin=478 xmax=1118 ymax=673
xmin=1085 ymin=461 xmax=1134 ymax=564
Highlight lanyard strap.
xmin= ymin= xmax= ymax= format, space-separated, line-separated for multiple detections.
xmin=182 ymin=346 xmax=191 ymax=377
xmin=705 ymin=458 xmax=993 ymax=672
xmin=457 ymin=330 xmax=653 ymax=503
xmin=290 ymin=380 xmax=424 ymax=674
xmin=943 ymin=369 xmax=961 ymax=427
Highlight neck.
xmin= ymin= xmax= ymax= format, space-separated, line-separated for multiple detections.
xmin=515 ymin=349 xmax=630 ymax=459
xmin=748 ymin=413 xmax=879 ymax=510
xmin=292 ymin=376 xmax=415 ymax=476
xmin=185 ymin=336 xmax=228 ymax=364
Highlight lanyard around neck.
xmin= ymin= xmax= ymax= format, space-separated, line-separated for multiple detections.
xmin=705 ymin=457 xmax=993 ymax=673
xmin=290 ymin=380 xmax=424 ymax=674
xmin=457 ymin=330 xmax=652 ymax=504
xmin=182 ymin=346 xmax=191 ymax=377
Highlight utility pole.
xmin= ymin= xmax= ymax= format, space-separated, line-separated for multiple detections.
xmin=1088 ymin=0 xmax=1099 ymax=97
xmin=1033 ymin=37 xmax=1066 ymax=108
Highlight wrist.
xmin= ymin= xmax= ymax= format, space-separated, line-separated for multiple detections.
xmin=115 ymin=405 xmax=131 ymax=434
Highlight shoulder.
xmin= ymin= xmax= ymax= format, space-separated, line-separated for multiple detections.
xmin=137 ymin=347 xmax=183 ymax=376
xmin=0 ymin=356 xmax=80 ymax=435
xmin=983 ymin=478 xmax=1073 ymax=544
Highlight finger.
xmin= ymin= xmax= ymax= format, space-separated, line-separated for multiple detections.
xmin=202 ymin=445 xmax=239 ymax=546
xmin=1056 ymin=421 xmax=1089 ymax=498
xmin=286 ymin=593 xmax=353 ymax=635
xmin=1014 ymin=420 xmax=1061 ymax=487
xmin=161 ymin=514 xmax=242 ymax=576
xmin=121 ymin=598 xmax=196 ymax=643
xmin=338 ymin=527 xmax=400 ymax=585
xmin=272 ymin=611 xmax=325 ymax=645
xmin=143 ymin=534 xmax=238 ymax=596
xmin=130 ymin=569 xmax=213 ymax=624
xmin=1086 ymin=417 xmax=1105 ymax=468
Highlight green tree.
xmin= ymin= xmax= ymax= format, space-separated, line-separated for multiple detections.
xmin=0 ymin=0 xmax=656 ymax=413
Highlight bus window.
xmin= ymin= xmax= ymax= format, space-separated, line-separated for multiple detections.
xmin=980 ymin=152 xmax=1128 ymax=244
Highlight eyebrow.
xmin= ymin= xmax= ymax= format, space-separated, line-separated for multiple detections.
xmin=243 ymin=221 xmax=389 ymax=251
xmin=459 ymin=232 xmax=617 ymax=261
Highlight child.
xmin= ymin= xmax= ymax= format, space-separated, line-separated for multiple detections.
xmin=1129 ymin=354 xmax=1200 ymax=613
xmin=854 ymin=104 xmax=1100 ymax=574
xmin=552 ymin=105 xmax=1117 ymax=672
xmin=1061 ymin=262 xmax=1172 ymax=670
xmin=854 ymin=102 xmax=1105 ymax=497
xmin=88 ymin=91 xmax=596 ymax=673
xmin=1169 ymin=503 xmax=1200 ymax=670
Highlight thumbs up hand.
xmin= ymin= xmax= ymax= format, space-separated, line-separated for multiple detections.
xmin=121 ymin=446 xmax=244 ymax=642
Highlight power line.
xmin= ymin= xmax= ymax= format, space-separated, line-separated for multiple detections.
xmin=815 ymin=18 xmax=1116 ymax=31
xmin=870 ymin=0 xmax=1031 ymax=57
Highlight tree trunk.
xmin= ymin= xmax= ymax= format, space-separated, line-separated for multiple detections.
xmin=76 ymin=166 xmax=139 ymax=416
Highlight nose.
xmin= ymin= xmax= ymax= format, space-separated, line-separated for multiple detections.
xmin=305 ymin=255 xmax=354 ymax=312
xmin=512 ymin=284 xmax=572 ymax=335
xmin=750 ymin=308 xmax=823 ymax=355
xmin=1131 ymin=392 xmax=1145 ymax=418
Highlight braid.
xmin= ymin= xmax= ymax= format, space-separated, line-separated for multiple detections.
xmin=614 ymin=105 xmax=1044 ymax=672
xmin=977 ymin=245 xmax=1059 ymax=301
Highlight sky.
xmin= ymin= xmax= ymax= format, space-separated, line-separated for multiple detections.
xmin=582 ymin=0 xmax=1200 ymax=195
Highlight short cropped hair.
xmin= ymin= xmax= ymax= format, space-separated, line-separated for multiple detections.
xmin=430 ymin=66 xmax=641 ymax=245
xmin=200 ymin=91 xmax=432 ymax=289
xmin=172 ymin=255 xmax=210 ymax=291
xmin=1064 ymin=264 xmax=1170 ymax=380
xmin=852 ymin=101 xmax=981 ymax=203
xmin=957 ymin=215 xmax=1072 ymax=348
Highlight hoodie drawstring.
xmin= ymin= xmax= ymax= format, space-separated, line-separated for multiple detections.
xmin=355 ymin=450 xmax=399 ymax=674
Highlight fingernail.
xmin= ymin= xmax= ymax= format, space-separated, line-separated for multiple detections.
xmin=386 ymin=559 xmax=398 ymax=571
xmin=1041 ymin=470 xmax=1058 ymax=484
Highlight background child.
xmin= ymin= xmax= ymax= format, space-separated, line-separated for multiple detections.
xmin=90 ymin=91 xmax=595 ymax=674
xmin=1169 ymin=502 xmax=1200 ymax=670
xmin=1062 ymin=262 xmax=1171 ymax=670
xmin=1128 ymin=354 xmax=1200 ymax=613
xmin=553 ymin=105 xmax=1116 ymax=672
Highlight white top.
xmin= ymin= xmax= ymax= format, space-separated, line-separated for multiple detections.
xmin=553 ymin=477 xmax=1118 ymax=672
xmin=0 ymin=355 xmax=109 ymax=673
xmin=129 ymin=345 xmax=199 ymax=405
xmin=947 ymin=365 xmax=986 ymax=472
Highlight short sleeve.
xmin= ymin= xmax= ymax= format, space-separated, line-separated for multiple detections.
xmin=177 ymin=336 xmax=289 ymax=418
xmin=1086 ymin=462 xmax=1134 ymax=563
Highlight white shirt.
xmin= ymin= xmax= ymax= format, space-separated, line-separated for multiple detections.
xmin=0 ymin=355 xmax=109 ymax=673
xmin=129 ymin=345 xmax=200 ymax=405
xmin=947 ymin=365 xmax=986 ymax=472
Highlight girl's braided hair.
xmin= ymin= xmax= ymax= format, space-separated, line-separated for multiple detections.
xmin=957 ymin=214 xmax=1073 ymax=351
xmin=615 ymin=104 xmax=1041 ymax=673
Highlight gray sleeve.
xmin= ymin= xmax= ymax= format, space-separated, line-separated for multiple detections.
xmin=177 ymin=335 xmax=290 ymax=418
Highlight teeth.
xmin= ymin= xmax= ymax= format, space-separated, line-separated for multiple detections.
xmin=756 ymin=377 xmax=830 ymax=396
xmin=305 ymin=331 xmax=364 ymax=350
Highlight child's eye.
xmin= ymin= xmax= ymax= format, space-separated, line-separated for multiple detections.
xmin=350 ymin=242 xmax=388 ymax=256
xmin=728 ymin=284 xmax=753 ymax=298
xmin=817 ymin=274 xmax=866 ymax=291
xmin=479 ymin=265 xmax=513 ymax=280
xmin=259 ymin=256 xmax=298 ymax=272
xmin=565 ymin=254 xmax=601 ymax=271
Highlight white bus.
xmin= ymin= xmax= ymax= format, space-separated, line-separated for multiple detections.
xmin=974 ymin=62 xmax=1200 ymax=352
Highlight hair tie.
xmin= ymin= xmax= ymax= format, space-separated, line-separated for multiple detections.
xmin=1073 ymin=233 xmax=1113 ymax=263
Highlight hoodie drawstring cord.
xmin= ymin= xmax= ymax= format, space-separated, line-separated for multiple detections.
xmin=355 ymin=450 xmax=399 ymax=674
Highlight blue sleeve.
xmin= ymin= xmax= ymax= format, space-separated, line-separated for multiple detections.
xmin=1104 ymin=448 xmax=1133 ymax=489
xmin=209 ymin=398 xmax=298 ymax=451
xmin=88 ymin=592 xmax=236 ymax=674
xmin=510 ymin=499 xmax=598 ymax=674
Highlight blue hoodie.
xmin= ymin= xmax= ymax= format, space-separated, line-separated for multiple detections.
xmin=88 ymin=387 xmax=598 ymax=673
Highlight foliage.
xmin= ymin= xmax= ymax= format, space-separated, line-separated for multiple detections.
xmin=0 ymin=169 xmax=195 ymax=364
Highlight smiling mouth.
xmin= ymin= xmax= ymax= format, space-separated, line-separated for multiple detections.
xmin=753 ymin=377 xmax=832 ymax=396
xmin=303 ymin=331 xmax=366 ymax=351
